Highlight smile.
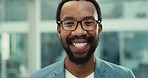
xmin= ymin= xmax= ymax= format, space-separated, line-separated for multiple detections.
xmin=73 ymin=42 xmax=87 ymax=48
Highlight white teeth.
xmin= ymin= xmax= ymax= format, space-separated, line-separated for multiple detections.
xmin=73 ymin=43 xmax=87 ymax=48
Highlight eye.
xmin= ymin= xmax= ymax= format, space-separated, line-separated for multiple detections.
xmin=83 ymin=20 xmax=95 ymax=26
xmin=63 ymin=21 xmax=75 ymax=27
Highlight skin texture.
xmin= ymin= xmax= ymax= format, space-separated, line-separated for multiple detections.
xmin=57 ymin=1 xmax=102 ymax=77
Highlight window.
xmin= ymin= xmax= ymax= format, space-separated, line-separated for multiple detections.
xmin=1 ymin=33 xmax=28 ymax=78
xmin=41 ymin=0 xmax=60 ymax=20
xmin=4 ymin=0 xmax=28 ymax=21
xmin=41 ymin=33 xmax=64 ymax=67
xmin=124 ymin=31 xmax=148 ymax=78
xmin=100 ymin=32 xmax=120 ymax=64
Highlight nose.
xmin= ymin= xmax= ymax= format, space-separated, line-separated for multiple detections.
xmin=71 ymin=23 xmax=87 ymax=36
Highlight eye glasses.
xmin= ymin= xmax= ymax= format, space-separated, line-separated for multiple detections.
xmin=57 ymin=19 xmax=100 ymax=31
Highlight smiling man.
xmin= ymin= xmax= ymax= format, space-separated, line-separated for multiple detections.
xmin=30 ymin=0 xmax=135 ymax=78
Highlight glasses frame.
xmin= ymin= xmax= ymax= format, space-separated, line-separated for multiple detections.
xmin=57 ymin=20 xmax=100 ymax=31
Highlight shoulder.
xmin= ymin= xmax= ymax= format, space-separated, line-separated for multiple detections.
xmin=30 ymin=60 xmax=64 ymax=78
xmin=99 ymin=59 xmax=129 ymax=72
xmin=95 ymin=58 xmax=135 ymax=78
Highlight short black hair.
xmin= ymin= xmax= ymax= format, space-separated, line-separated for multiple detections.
xmin=56 ymin=0 xmax=102 ymax=26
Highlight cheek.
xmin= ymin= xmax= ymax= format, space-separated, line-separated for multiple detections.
xmin=60 ymin=30 xmax=71 ymax=42
xmin=88 ymin=31 xmax=98 ymax=38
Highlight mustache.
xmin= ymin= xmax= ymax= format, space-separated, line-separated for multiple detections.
xmin=66 ymin=35 xmax=93 ymax=44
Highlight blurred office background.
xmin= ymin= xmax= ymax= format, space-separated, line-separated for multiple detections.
xmin=0 ymin=0 xmax=148 ymax=78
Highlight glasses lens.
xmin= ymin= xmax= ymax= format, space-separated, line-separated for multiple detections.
xmin=82 ymin=20 xmax=97 ymax=30
xmin=62 ymin=20 xmax=77 ymax=30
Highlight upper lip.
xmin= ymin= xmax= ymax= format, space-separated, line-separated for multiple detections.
xmin=72 ymin=39 xmax=88 ymax=43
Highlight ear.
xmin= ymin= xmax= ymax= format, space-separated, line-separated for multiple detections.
xmin=57 ymin=26 xmax=61 ymax=38
xmin=98 ymin=23 xmax=102 ymax=36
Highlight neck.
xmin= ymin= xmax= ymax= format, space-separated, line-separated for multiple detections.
xmin=65 ymin=54 xmax=95 ymax=78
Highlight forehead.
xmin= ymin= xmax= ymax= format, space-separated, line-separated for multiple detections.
xmin=60 ymin=1 xmax=97 ymax=20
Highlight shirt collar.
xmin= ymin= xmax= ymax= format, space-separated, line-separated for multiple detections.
xmin=65 ymin=69 xmax=94 ymax=78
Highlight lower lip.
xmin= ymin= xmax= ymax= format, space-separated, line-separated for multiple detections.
xmin=70 ymin=44 xmax=90 ymax=53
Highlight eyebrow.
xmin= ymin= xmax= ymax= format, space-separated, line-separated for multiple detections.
xmin=62 ymin=16 xmax=95 ymax=21
xmin=82 ymin=16 xmax=95 ymax=20
xmin=62 ymin=17 xmax=75 ymax=21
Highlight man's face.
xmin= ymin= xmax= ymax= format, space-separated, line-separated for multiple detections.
xmin=57 ymin=1 xmax=102 ymax=64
